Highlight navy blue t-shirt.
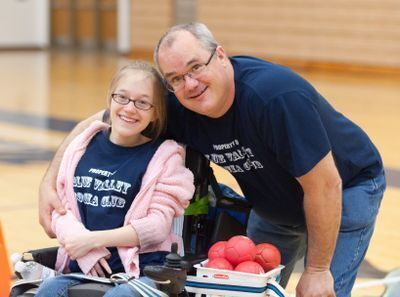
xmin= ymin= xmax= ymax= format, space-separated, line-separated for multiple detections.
xmin=165 ymin=56 xmax=383 ymax=226
xmin=69 ymin=130 xmax=166 ymax=274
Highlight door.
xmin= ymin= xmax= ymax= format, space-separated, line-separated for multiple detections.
xmin=0 ymin=0 xmax=50 ymax=48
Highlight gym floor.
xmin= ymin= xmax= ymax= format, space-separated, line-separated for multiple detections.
xmin=1 ymin=49 xmax=399 ymax=296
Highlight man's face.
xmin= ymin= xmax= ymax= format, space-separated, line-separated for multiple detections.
xmin=157 ymin=31 xmax=234 ymax=118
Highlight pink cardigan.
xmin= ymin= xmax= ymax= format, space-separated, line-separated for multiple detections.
xmin=52 ymin=121 xmax=194 ymax=277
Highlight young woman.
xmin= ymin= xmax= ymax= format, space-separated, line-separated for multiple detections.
xmin=36 ymin=61 xmax=194 ymax=297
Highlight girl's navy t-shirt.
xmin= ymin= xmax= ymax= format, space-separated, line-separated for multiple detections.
xmin=69 ymin=131 xmax=166 ymax=274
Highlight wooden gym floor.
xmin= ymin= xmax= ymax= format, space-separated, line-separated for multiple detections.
xmin=0 ymin=49 xmax=399 ymax=296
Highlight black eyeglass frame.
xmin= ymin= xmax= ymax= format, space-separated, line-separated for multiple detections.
xmin=111 ymin=93 xmax=154 ymax=111
xmin=165 ymin=47 xmax=217 ymax=92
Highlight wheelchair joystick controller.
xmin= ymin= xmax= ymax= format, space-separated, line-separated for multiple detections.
xmin=143 ymin=242 xmax=188 ymax=297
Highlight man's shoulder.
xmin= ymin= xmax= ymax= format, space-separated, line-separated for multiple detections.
xmin=231 ymin=56 xmax=315 ymax=102
xmin=230 ymin=55 xmax=287 ymax=74
xmin=232 ymin=56 xmax=301 ymax=82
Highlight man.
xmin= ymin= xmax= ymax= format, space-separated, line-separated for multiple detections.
xmin=39 ymin=23 xmax=386 ymax=297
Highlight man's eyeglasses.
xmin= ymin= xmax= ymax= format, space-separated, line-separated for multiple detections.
xmin=111 ymin=94 xmax=154 ymax=111
xmin=165 ymin=47 xmax=217 ymax=92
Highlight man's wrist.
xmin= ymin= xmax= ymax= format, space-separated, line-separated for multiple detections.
xmin=41 ymin=172 xmax=56 ymax=187
xmin=305 ymin=264 xmax=331 ymax=273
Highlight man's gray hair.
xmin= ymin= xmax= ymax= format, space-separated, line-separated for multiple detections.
xmin=154 ymin=22 xmax=218 ymax=70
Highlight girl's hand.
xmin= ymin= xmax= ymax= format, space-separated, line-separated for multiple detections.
xmin=88 ymin=257 xmax=112 ymax=277
xmin=63 ymin=232 xmax=98 ymax=259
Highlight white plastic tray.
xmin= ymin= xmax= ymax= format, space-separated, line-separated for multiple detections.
xmin=185 ymin=260 xmax=284 ymax=297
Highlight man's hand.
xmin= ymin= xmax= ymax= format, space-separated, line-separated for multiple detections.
xmin=296 ymin=268 xmax=336 ymax=297
xmin=38 ymin=179 xmax=66 ymax=238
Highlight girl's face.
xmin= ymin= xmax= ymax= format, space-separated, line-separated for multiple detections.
xmin=109 ymin=71 xmax=156 ymax=146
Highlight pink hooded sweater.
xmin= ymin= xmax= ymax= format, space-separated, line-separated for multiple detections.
xmin=52 ymin=121 xmax=194 ymax=278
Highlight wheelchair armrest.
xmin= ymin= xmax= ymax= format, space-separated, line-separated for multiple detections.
xmin=216 ymin=196 xmax=252 ymax=213
xmin=182 ymin=253 xmax=208 ymax=275
xmin=22 ymin=246 xmax=59 ymax=270
xmin=210 ymin=210 xmax=248 ymax=244
xmin=68 ymin=283 xmax=113 ymax=297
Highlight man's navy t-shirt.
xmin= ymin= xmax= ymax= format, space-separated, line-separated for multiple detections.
xmin=69 ymin=130 xmax=166 ymax=274
xmin=165 ymin=56 xmax=383 ymax=226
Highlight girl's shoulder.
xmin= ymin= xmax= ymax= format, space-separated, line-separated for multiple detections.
xmin=151 ymin=139 xmax=184 ymax=161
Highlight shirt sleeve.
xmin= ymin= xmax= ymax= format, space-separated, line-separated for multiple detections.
xmin=266 ymin=91 xmax=331 ymax=177
xmin=164 ymin=93 xmax=187 ymax=142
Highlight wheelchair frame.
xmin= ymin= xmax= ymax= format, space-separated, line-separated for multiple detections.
xmin=10 ymin=147 xmax=272 ymax=297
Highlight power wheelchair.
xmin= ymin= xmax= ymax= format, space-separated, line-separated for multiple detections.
xmin=10 ymin=147 xmax=271 ymax=297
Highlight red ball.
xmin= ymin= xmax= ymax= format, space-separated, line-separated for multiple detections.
xmin=254 ymin=243 xmax=281 ymax=272
xmin=224 ymin=235 xmax=256 ymax=266
xmin=234 ymin=261 xmax=264 ymax=274
xmin=206 ymin=257 xmax=233 ymax=270
xmin=208 ymin=241 xmax=227 ymax=260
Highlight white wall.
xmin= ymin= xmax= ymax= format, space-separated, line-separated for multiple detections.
xmin=0 ymin=0 xmax=50 ymax=48
xmin=117 ymin=0 xmax=131 ymax=54
xmin=198 ymin=0 xmax=400 ymax=68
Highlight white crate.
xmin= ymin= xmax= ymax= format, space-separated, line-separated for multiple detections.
xmin=185 ymin=260 xmax=285 ymax=297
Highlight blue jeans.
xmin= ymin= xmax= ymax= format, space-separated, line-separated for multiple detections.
xmin=247 ymin=171 xmax=386 ymax=297
xmin=36 ymin=274 xmax=156 ymax=297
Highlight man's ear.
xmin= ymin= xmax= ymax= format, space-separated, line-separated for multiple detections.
xmin=216 ymin=46 xmax=228 ymax=64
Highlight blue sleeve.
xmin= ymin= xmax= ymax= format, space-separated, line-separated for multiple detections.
xmin=164 ymin=93 xmax=186 ymax=141
xmin=266 ymin=91 xmax=331 ymax=177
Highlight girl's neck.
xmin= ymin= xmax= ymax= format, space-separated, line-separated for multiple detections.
xmin=109 ymin=130 xmax=152 ymax=147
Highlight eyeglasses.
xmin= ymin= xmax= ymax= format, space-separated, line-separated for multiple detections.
xmin=111 ymin=93 xmax=154 ymax=111
xmin=165 ymin=48 xmax=217 ymax=92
